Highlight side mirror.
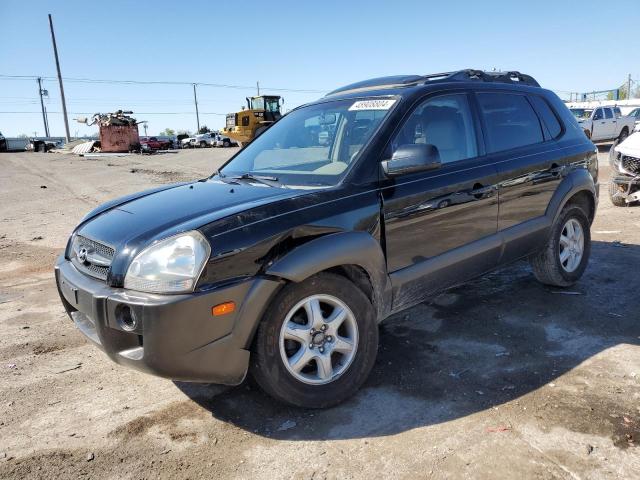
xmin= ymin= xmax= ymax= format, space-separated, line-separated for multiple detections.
xmin=382 ymin=144 xmax=441 ymax=176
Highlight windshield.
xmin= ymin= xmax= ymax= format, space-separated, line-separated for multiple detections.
xmin=570 ymin=108 xmax=593 ymax=120
xmin=219 ymin=98 xmax=396 ymax=187
xmin=251 ymin=97 xmax=265 ymax=110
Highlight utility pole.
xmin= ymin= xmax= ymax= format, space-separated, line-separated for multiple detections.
xmin=192 ymin=83 xmax=200 ymax=133
xmin=627 ymin=73 xmax=632 ymax=100
xmin=37 ymin=77 xmax=50 ymax=137
xmin=256 ymin=81 xmax=260 ymax=96
xmin=48 ymin=14 xmax=70 ymax=142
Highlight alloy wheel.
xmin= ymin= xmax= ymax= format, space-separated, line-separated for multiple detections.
xmin=559 ymin=218 xmax=584 ymax=272
xmin=279 ymin=294 xmax=358 ymax=385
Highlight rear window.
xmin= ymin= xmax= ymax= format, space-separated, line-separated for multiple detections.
xmin=477 ymin=93 xmax=543 ymax=153
xmin=529 ymin=95 xmax=563 ymax=139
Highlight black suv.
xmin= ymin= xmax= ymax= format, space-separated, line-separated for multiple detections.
xmin=55 ymin=70 xmax=598 ymax=408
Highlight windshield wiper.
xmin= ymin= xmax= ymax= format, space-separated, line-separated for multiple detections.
xmin=230 ymin=173 xmax=285 ymax=188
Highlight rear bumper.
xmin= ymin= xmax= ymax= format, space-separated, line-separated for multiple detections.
xmin=55 ymin=256 xmax=280 ymax=384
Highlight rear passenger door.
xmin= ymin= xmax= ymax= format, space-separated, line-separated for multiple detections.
xmin=475 ymin=91 xmax=564 ymax=263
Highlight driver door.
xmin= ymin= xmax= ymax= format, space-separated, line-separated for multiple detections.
xmin=381 ymin=93 xmax=500 ymax=309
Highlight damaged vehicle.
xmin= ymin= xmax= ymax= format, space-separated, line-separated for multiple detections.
xmin=55 ymin=69 xmax=598 ymax=408
xmin=609 ymin=132 xmax=640 ymax=206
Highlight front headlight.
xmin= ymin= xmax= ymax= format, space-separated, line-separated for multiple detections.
xmin=124 ymin=231 xmax=211 ymax=294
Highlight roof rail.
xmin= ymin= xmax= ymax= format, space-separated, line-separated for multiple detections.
xmin=326 ymin=69 xmax=540 ymax=96
xmin=419 ymin=69 xmax=540 ymax=87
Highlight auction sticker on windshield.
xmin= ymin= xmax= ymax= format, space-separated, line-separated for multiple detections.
xmin=348 ymin=99 xmax=396 ymax=111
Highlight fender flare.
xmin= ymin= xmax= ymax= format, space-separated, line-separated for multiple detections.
xmin=265 ymin=231 xmax=392 ymax=321
xmin=545 ymin=167 xmax=596 ymax=223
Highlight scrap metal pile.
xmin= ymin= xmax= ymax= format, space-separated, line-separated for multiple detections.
xmin=75 ymin=110 xmax=141 ymax=153
xmin=86 ymin=110 xmax=138 ymax=128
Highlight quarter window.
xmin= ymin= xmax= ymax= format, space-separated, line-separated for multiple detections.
xmin=529 ymin=95 xmax=563 ymax=139
xmin=477 ymin=93 xmax=543 ymax=152
xmin=391 ymin=94 xmax=478 ymax=164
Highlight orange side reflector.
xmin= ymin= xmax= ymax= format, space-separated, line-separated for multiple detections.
xmin=212 ymin=302 xmax=236 ymax=316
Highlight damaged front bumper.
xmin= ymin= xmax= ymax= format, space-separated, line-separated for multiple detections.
xmin=54 ymin=256 xmax=280 ymax=384
xmin=611 ymin=174 xmax=640 ymax=204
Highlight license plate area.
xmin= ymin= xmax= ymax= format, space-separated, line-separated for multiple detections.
xmin=60 ymin=277 xmax=79 ymax=306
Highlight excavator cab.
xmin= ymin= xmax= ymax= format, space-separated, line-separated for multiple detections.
xmin=222 ymin=95 xmax=283 ymax=146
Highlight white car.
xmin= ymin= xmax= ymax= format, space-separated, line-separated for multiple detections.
xmin=180 ymin=137 xmax=195 ymax=148
xmin=627 ymin=107 xmax=640 ymax=132
xmin=570 ymin=106 xmax=635 ymax=142
xmin=215 ymin=134 xmax=238 ymax=147
xmin=192 ymin=133 xmax=217 ymax=148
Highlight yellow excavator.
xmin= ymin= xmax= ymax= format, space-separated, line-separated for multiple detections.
xmin=221 ymin=95 xmax=283 ymax=146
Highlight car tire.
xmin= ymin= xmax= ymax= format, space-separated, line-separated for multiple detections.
xmin=255 ymin=126 xmax=268 ymax=138
xmin=618 ymin=128 xmax=629 ymax=143
xmin=530 ymin=205 xmax=591 ymax=287
xmin=608 ymin=179 xmax=628 ymax=207
xmin=223 ymin=140 xmax=230 ymax=147
xmin=200 ymin=141 xmax=208 ymax=148
xmin=250 ymin=272 xmax=378 ymax=408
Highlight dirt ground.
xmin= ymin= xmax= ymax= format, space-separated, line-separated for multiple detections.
xmin=0 ymin=146 xmax=639 ymax=479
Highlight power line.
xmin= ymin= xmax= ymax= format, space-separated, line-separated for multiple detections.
xmin=0 ymin=74 xmax=327 ymax=94
xmin=0 ymin=111 xmax=227 ymax=115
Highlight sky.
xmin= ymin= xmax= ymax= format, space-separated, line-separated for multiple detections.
xmin=1 ymin=0 xmax=638 ymax=138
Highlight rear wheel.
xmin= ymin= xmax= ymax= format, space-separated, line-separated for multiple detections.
xmin=251 ymin=273 xmax=378 ymax=408
xmin=618 ymin=128 xmax=629 ymax=143
xmin=530 ymin=206 xmax=591 ymax=287
xmin=200 ymin=141 xmax=208 ymax=148
xmin=223 ymin=140 xmax=230 ymax=147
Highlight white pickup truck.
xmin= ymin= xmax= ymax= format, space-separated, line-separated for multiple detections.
xmin=570 ymin=106 xmax=635 ymax=142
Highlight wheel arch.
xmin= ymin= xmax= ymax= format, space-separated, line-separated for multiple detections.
xmin=546 ymin=168 xmax=597 ymax=225
xmin=265 ymin=231 xmax=392 ymax=322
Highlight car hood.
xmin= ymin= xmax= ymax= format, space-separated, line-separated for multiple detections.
xmin=615 ymin=132 xmax=640 ymax=157
xmin=77 ymin=179 xmax=304 ymax=251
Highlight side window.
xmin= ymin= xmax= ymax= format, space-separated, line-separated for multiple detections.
xmin=391 ymin=94 xmax=477 ymax=164
xmin=593 ymin=108 xmax=603 ymax=120
xmin=529 ymin=95 xmax=562 ymax=139
xmin=604 ymin=108 xmax=613 ymax=119
xmin=477 ymin=93 xmax=543 ymax=153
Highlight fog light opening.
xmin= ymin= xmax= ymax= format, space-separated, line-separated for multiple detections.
xmin=118 ymin=305 xmax=138 ymax=331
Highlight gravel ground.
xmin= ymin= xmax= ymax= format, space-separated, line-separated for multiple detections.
xmin=0 ymin=146 xmax=639 ymax=479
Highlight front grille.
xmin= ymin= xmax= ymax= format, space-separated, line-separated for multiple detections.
xmin=621 ymin=155 xmax=640 ymax=175
xmin=71 ymin=235 xmax=115 ymax=281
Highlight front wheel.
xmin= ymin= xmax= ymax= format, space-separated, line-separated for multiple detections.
xmin=250 ymin=273 xmax=378 ymax=408
xmin=530 ymin=206 xmax=591 ymax=287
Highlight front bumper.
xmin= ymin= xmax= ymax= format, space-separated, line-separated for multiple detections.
xmin=611 ymin=174 xmax=640 ymax=203
xmin=55 ymin=256 xmax=281 ymax=384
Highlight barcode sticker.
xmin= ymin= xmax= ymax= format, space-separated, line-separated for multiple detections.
xmin=348 ymin=99 xmax=396 ymax=111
